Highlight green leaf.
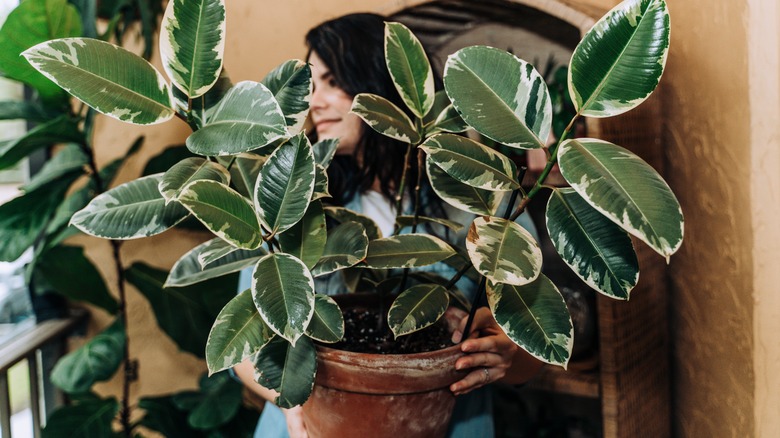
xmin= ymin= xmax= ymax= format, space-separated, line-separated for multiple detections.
xmin=177 ymin=373 xmax=243 ymax=430
xmin=323 ymin=206 xmax=381 ymax=240
xmin=254 ymin=336 xmax=316 ymax=408
xmin=0 ymin=0 xmax=81 ymax=103
xmin=143 ymin=144 xmax=196 ymax=176
xmin=426 ymin=103 xmax=468 ymax=136
xmin=305 ymin=295 xmax=344 ymax=343
xmin=364 ymin=234 xmax=456 ymax=269
xmin=166 ymin=240 xmax=266 ymax=287
xmin=466 ymin=217 xmax=542 ymax=286
xmin=312 ymin=138 xmax=338 ymax=168
xmin=384 ymin=22 xmax=434 ymax=119
xmin=138 ymin=396 xmax=197 ymax=438
xmin=252 ymin=253 xmax=315 ymax=345
xmin=171 ymin=69 xmax=233 ymax=129
xmin=311 ymin=221 xmax=369 ymax=277
xmin=444 ymin=46 xmax=551 ymax=149
xmin=186 ymin=81 xmax=288 ymax=155
xmin=278 ymin=200 xmax=327 ymax=269
xmin=487 ymin=275 xmax=572 ymax=367
xmin=126 ymin=262 xmax=237 ymax=358
xmin=351 ymin=93 xmax=420 ymax=144
xmin=22 ymin=144 xmax=88 ymax=192
xmin=194 ymin=237 xmax=237 ymax=267
xmin=426 ymin=158 xmax=505 ymax=216
xmin=42 ymin=398 xmax=119 ymax=438
xmin=569 ymin=0 xmax=670 ymax=117
xmin=0 ymin=100 xmax=57 ymax=122
xmin=70 ymin=174 xmax=190 ymax=239
xmin=0 ymin=115 xmax=84 ymax=171
xmin=546 ymin=188 xmax=639 ymax=299
xmin=179 ymin=180 xmax=263 ymax=249
xmin=160 ymin=0 xmax=226 ymax=98
xmin=159 ymin=157 xmax=230 ymax=203
xmin=261 ymin=59 xmax=312 ymax=133
xmin=421 ymin=133 xmax=519 ymax=191
xmin=51 ymin=319 xmax=125 ymax=393
xmin=311 ymin=164 xmax=330 ymax=201
xmin=395 ymin=215 xmax=464 ymax=233
xmin=557 ymin=138 xmax=683 ymax=258
xmin=23 ymin=38 xmax=175 ymax=125
xmin=255 ymin=133 xmax=316 ymax=235
xmin=206 ymin=288 xmax=274 ymax=374
xmin=229 ymin=153 xmax=267 ymax=199
xmin=388 ymin=284 xmax=449 ymax=338
xmin=36 ymin=245 xmax=118 ymax=314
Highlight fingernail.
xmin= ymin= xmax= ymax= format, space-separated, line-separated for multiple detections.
xmin=451 ymin=330 xmax=462 ymax=343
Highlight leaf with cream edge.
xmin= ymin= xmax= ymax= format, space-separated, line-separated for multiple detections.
xmin=426 ymin=159 xmax=505 ymax=216
xmin=427 ymin=103 xmax=468 ymax=136
xmin=466 ymin=217 xmax=542 ymax=286
xmin=196 ymin=238 xmax=238 ymax=267
xmin=159 ymin=157 xmax=230 ymax=203
xmin=160 ymin=0 xmax=226 ymax=98
xmin=206 ymin=288 xmax=274 ymax=375
xmin=70 ymin=174 xmax=189 ymax=239
xmin=388 ymin=284 xmax=449 ymax=338
xmin=487 ymin=275 xmax=573 ymax=367
xmin=255 ymin=133 xmax=316 ymax=235
xmin=557 ymin=138 xmax=683 ymax=259
xmin=395 ymin=215 xmax=464 ymax=233
xmin=261 ymin=59 xmax=312 ymax=134
xmin=305 ymin=295 xmax=344 ymax=343
xmin=252 ymin=253 xmax=315 ymax=345
xmin=229 ymin=153 xmax=267 ymax=200
xmin=568 ymin=0 xmax=670 ymax=117
xmin=384 ymin=22 xmax=435 ymax=119
xmin=323 ymin=206 xmax=382 ymax=240
xmin=186 ymin=81 xmax=288 ymax=155
xmin=444 ymin=46 xmax=551 ymax=149
xmin=278 ymin=200 xmax=327 ymax=269
xmin=253 ymin=336 xmax=316 ymax=408
xmin=421 ymin=133 xmax=520 ymax=191
xmin=311 ymin=165 xmax=331 ymax=201
xmin=312 ymin=139 xmax=338 ymax=168
xmin=364 ymin=234 xmax=456 ymax=269
xmin=23 ymin=38 xmax=174 ymax=125
xmin=546 ymin=188 xmax=639 ymax=299
xmin=166 ymin=242 xmax=266 ymax=287
xmin=351 ymin=93 xmax=420 ymax=144
xmin=178 ymin=180 xmax=264 ymax=250
xmin=311 ymin=221 xmax=369 ymax=277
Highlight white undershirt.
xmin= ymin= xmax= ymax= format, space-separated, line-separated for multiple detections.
xmin=360 ymin=191 xmax=396 ymax=237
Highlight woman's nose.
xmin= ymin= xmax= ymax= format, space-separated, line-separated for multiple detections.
xmin=310 ymin=88 xmax=326 ymax=110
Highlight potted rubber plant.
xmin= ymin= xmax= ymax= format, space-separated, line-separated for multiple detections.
xmin=21 ymin=0 xmax=681 ymax=435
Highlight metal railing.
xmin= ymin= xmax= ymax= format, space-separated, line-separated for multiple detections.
xmin=0 ymin=309 xmax=88 ymax=438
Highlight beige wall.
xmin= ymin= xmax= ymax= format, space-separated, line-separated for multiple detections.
xmin=80 ymin=0 xmax=780 ymax=435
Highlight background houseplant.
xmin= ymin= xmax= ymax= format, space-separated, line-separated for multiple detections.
xmin=21 ymin=0 xmax=681 ymax=426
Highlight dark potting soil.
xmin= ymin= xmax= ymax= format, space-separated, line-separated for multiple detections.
xmin=328 ymin=307 xmax=454 ymax=354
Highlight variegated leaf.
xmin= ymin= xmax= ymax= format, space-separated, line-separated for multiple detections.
xmin=488 ymin=275 xmax=572 ymax=367
xmin=254 ymin=336 xmax=316 ymax=408
xmin=426 ymin=158 xmax=505 ymax=216
xmin=70 ymin=174 xmax=188 ymax=239
xmin=278 ymin=200 xmax=327 ymax=269
xmin=261 ymin=59 xmax=312 ymax=134
xmin=466 ymin=217 xmax=542 ymax=286
xmin=187 ymin=81 xmax=288 ymax=155
xmin=388 ymin=284 xmax=449 ymax=338
xmin=311 ymin=221 xmax=368 ymax=277
xmin=569 ymin=0 xmax=670 ymax=117
xmin=444 ymin=46 xmax=551 ymax=149
xmin=305 ymin=295 xmax=344 ymax=343
xmin=23 ymin=38 xmax=174 ymax=125
xmin=159 ymin=157 xmax=230 ymax=203
xmin=311 ymin=165 xmax=330 ymax=201
xmin=395 ymin=215 xmax=464 ymax=233
xmin=427 ymin=103 xmax=468 ymax=136
xmin=323 ymin=206 xmax=382 ymax=240
xmin=421 ymin=133 xmax=519 ymax=191
xmin=178 ymin=180 xmax=263 ymax=250
xmin=255 ymin=133 xmax=316 ymax=235
xmin=557 ymin=138 xmax=683 ymax=259
xmin=364 ymin=234 xmax=456 ymax=269
xmin=206 ymin=288 xmax=273 ymax=374
xmin=165 ymin=241 xmax=266 ymax=287
xmin=312 ymin=138 xmax=338 ymax=168
xmin=384 ymin=22 xmax=434 ymax=119
xmin=252 ymin=253 xmax=315 ymax=345
xmin=229 ymin=153 xmax=267 ymax=199
xmin=196 ymin=237 xmax=238 ymax=268
xmin=546 ymin=188 xmax=639 ymax=299
xmin=351 ymin=93 xmax=420 ymax=144
xmin=160 ymin=0 xmax=226 ymax=98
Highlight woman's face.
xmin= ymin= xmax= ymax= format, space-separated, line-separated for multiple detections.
xmin=308 ymin=51 xmax=363 ymax=155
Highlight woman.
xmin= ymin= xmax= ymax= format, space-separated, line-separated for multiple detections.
xmin=234 ymin=13 xmax=542 ymax=437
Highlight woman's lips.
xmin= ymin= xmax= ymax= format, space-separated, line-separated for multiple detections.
xmin=315 ymin=119 xmax=338 ymax=133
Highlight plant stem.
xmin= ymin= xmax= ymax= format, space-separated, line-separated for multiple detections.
xmin=112 ymin=240 xmax=134 ymax=438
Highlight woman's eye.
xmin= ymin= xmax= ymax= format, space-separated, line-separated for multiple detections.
xmin=328 ymin=78 xmax=338 ymax=88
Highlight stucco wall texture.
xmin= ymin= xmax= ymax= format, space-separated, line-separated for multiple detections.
xmin=77 ymin=0 xmax=779 ymax=436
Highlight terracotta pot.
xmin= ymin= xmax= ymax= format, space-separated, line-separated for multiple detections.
xmin=301 ymin=293 xmax=466 ymax=438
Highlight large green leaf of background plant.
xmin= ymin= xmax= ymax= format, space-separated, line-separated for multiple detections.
xmin=166 ymin=240 xmax=266 ymax=287
xmin=22 ymin=144 xmax=88 ymax=192
xmin=0 ymin=0 xmax=81 ymax=103
xmin=42 ymin=398 xmax=118 ymax=438
xmin=364 ymin=234 xmax=455 ymax=269
xmin=421 ymin=134 xmax=519 ymax=191
xmin=426 ymin=158 xmax=505 ymax=216
xmin=262 ymin=59 xmax=312 ymax=133
xmin=0 ymin=115 xmax=84 ymax=171
xmin=351 ymin=93 xmax=420 ymax=144
xmin=557 ymin=138 xmax=683 ymax=258
xmin=51 ymin=319 xmax=125 ymax=393
xmin=71 ymin=174 xmax=189 ymax=239
xmin=172 ymin=372 xmax=243 ymax=430
xmin=384 ymin=22 xmax=434 ymax=119
xmin=23 ymin=38 xmax=175 ymax=124
xmin=444 ymin=46 xmax=551 ymax=149
xmin=186 ymin=81 xmax=288 ymax=155
xmin=488 ymin=275 xmax=572 ymax=367
xmin=388 ymin=284 xmax=449 ymax=338
xmin=160 ymin=0 xmax=225 ymax=98
xmin=466 ymin=217 xmax=542 ymax=286
xmin=569 ymin=0 xmax=670 ymax=117
xmin=254 ymin=336 xmax=316 ymax=409
xmin=279 ymin=201 xmax=327 ymax=269
xmin=252 ymin=253 xmax=315 ymax=345
xmin=546 ymin=188 xmax=639 ymax=299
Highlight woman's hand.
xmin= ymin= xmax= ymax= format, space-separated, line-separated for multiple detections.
xmin=283 ymin=406 xmax=308 ymax=438
xmin=449 ymin=307 xmax=541 ymax=396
